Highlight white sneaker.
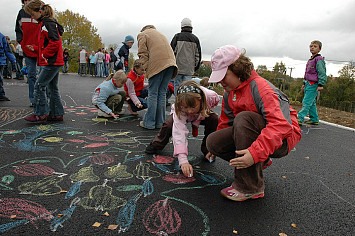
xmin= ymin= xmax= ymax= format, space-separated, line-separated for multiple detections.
xmin=97 ymin=110 xmax=110 ymax=117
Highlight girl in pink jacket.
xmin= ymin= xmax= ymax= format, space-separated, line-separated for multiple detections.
xmin=145 ymin=80 xmax=220 ymax=177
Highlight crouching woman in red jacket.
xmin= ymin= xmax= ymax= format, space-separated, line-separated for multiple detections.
xmin=206 ymin=45 xmax=302 ymax=201
xmin=24 ymin=0 xmax=65 ymax=122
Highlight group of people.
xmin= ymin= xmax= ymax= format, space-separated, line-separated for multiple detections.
xmin=0 ymin=0 xmax=328 ymax=202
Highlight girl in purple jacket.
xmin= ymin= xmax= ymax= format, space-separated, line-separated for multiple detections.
xmin=145 ymin=80 xmax=220 ymax=177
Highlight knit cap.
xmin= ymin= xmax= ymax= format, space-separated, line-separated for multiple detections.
xmin=181 ymin=18 xmax=192 ymax=28
xmin=124 ymin=35 xmax=134 ymax=43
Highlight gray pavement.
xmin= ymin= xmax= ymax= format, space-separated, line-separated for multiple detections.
xmin=0 ymin=73 xmax=354 ymax=236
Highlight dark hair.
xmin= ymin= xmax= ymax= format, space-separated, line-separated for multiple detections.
xmin=228 ymin=50 xmax=254 ymax=82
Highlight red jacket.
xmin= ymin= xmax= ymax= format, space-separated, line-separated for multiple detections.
xmin=124 ymin=69 xmax=145 ymax=97
xmin=15 ymin=9 xmax=41 ymax=58
xmin=218 ymin=70 xmax=301 ymax=163
xmin=33 ymin=17 xmax=64 ymax=66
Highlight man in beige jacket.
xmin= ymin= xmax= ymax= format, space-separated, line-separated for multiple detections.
xmin=137 ymin=25 xmax=177 ymax=129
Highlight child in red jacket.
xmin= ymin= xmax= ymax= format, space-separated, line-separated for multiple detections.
xmin=23 ymin=0 xmax=65 ymax=122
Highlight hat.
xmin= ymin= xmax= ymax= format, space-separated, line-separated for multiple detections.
xmin=209 ymin=45 xmax=241 ymax=83
xmin=124 ymin=35 xmax=134 ymax=43
xmin=181 ymin=18 xmax=192 ymax=28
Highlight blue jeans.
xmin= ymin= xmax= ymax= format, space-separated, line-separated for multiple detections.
xmin=0 ymin=66 xmax=5 ymax=98
xmin=96 ymin=63 xmax=104 ymax=77
xmin=128 ymin=88 xmax=149 ymax=112
xmin=143 ymin=67 xmax=175 ymax=129
xmin=174 ymin=74 xmax=192 ymax=96
xmin=33 ymin=65 xmax=64 ymax=116
xmin=25 ymin=57 xmax=38 ymax=104
xmin=62 ymin=61 xmax=69 ymax=73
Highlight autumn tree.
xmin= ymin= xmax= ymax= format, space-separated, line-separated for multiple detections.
xmin=56 ymin=9 xmax=103 ymax=72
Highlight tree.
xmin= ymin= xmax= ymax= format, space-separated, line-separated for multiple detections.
xmin=256 ymin=65 xmax=268 ymax=75
xmin=56 ymin=10 xmax=104 ymax=72
xmin=195 ymin=63 xmax=212 ymax=78
xmin=338 ymin=62 xmax=355 ymax=79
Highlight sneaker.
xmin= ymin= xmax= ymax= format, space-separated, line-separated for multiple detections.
xmin=0 ymin=96 xmax=10 ymax=101
xmin=24 ymin=114 xmax=47 ymax=122
xmin=145 ymin=143 xmax=159 ymax=154
xmin=29 ymin=103 xmax=34 ymax=107
xmin=297 ymin=119 xmax=303 ymax=126
xmin=116 ymin=109 xmax=125 ymax=115
xmin=127 ymin=104 xmax=138 ymax=115
xmin=263 ymin=158 xmax=272 ymax=170
xmin=220 ymin=186 xmax=264 ymax=201
xmin=305 ymin=120 xmax=319 ymax=125
xmin=97 ymin=110 xmax=110 ymax=117
xmin=47 ymin=115 xmax=64 ymax=121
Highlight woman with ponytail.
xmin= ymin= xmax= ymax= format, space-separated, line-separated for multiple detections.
xmin=23 ymin=0 xmax=65 ymax=122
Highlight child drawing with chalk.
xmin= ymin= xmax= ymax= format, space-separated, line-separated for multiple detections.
xmin=145 ymin=80 xmax=220 ymax=177
xmin=124 ymin=60 xmax=148 ymax=115
xmin=92 ymin=70 xmax=127 ymax=119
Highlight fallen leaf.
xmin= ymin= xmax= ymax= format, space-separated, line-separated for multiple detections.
xmin=282 ymin=176 xmax=287 ymax=179
xmin=10 ymin=215 xmax=16 ymax=219
xmin=92 ymin=222 xmax=102 ymax=227
xmin=72 ymin=120 xmax=75 ymax=121
xmin=70 ymin=154 xmax=74 ymax=157
xmin=102 ymin=212 xmax=109 ymax=216
xmin=107 ymin=225 xmax=118 ymax=230
xmin=279 ymin=233 xmax=287 ymax=236
xmin=233 ymin=229 xmax=238 ymax=234
xmin=291 ymin=223 xmax=297 ymax=228
xmin=60 ymin=190 xmax=68 ymax=194
xmin=305 ymin=156 xmax=310 ymax=159
xmin=349 ymin=174 xmax=353 ymax=176
xmin=58 ymin=214 xmax=64 ymax=218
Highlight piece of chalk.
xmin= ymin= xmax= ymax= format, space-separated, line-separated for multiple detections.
xmin=189 ymin=174 xmax=192 ymax=177
xmin=209 ymin=158 xmax=214 ymax=163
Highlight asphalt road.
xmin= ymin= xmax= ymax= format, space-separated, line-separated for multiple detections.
xmin=0 ymin=73 xmax=354 ymax=236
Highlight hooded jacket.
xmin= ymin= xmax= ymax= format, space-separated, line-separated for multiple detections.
xmin=15 ymin=9 xmax=40 ymax=58
xmin=218 ymin=70 xmax=301 ymax=163
xmin=171 ymin=28 xmax=201 ymax=75
xmin=32 ymin=17 xmax=64 ymax=66
xmin=0 ymin=33 xmax=16 ymax=66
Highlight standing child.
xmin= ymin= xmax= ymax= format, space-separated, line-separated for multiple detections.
xmin=92 ymin=70 xmax=127 ymax=119
xmin=145 ymin=80 xmax=220 ymax=178
xmin=89 ymin=51 xmax=96 ymax=77
xmin=15 ymin=0 xmax=41 ymax=106
xmin=124 ymin=60 xmax=148 ymax=115
xmin=297 ymin=40 xmax=327 ymax=125
xmin=24 ymin=0 xmax=65 ymax=122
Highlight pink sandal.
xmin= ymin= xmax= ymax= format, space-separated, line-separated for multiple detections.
xmin=220 ymin=186 xmax=264 ymax=201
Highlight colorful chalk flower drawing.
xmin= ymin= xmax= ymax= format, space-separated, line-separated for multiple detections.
xmin=0 ymin=106 xmax=227 ymax=235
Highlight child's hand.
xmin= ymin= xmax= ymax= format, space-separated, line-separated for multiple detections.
xmin=230 ymin=149 xmax=255 ymax=169
xmin=26 ymin=45 xmax=34 ymax=51
xmin=181 ymin=163 xmax=193 ymax=177
xmin=301 ymin=84 xmax=305 ymax=90
xmin=205 ymin=152 xmax=216 ymax=163
xmin=317 ymin=86 xmax=324 ymax=91
xmin=136 ymin=103 xmax=143 ymax=108
xmin=110 ymin=112 xmax=119 ymax=119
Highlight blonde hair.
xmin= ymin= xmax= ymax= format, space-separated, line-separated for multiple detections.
xmin=228 ymin=49 xmax=254 ymax=82
xmin=175 ymin=80 xmax=210 ymax=120
xmin=311 ymin=40 xmax=322 ymax=49
xmin=24 ymin=0 xmax=54 ymax=19
xmin=105 ymin=70 xmax=127 ymax=84
xmin=200 ymin=77 xmax=210 ymax=87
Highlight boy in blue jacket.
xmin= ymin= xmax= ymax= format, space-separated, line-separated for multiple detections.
xmin=0 ymin=32 xmax=16 ymax=101
xmin=298 ymin=40 xmax=327 ymax=125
